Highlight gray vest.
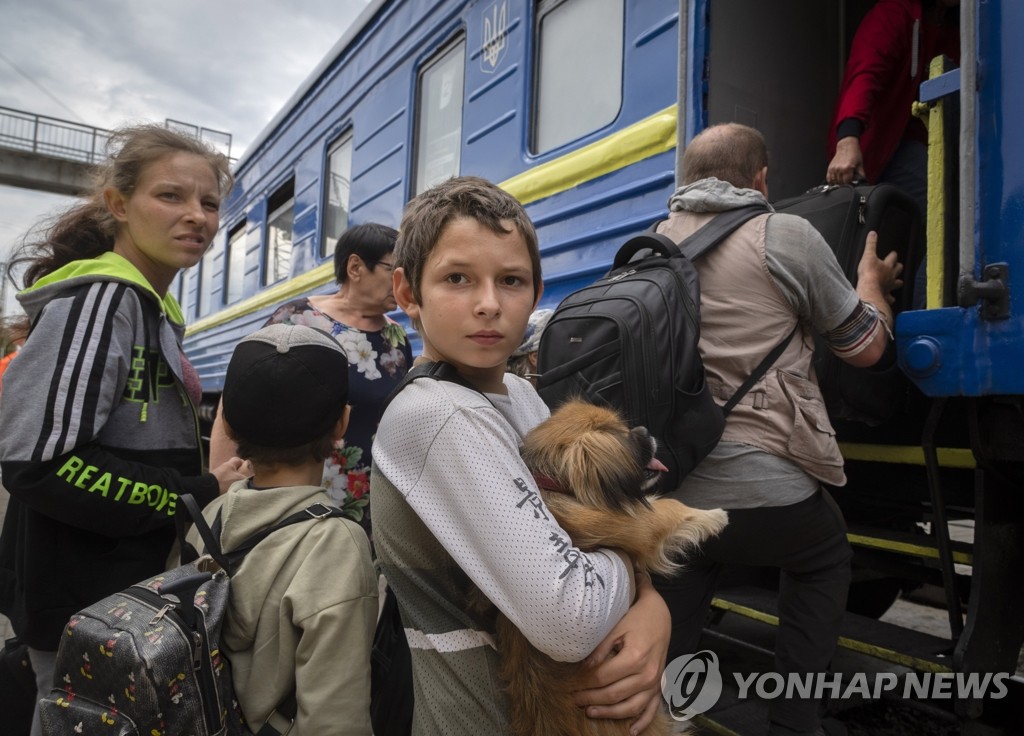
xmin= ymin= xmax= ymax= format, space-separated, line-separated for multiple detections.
xmin=658 ymin=210 xmax=846 ymax=486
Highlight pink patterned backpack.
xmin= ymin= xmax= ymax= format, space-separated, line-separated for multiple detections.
xmin=38 ymin=495 xmax=347 ymax=736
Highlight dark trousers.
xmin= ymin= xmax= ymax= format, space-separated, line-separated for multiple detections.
xmin=653 ymin=489 xmax=852 ymax=733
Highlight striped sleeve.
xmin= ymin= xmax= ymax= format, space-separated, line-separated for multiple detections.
xmin=34 ymin=282 xmax=130 ymax=460
xmin=821 ymin=300 xmax=886 ymax=359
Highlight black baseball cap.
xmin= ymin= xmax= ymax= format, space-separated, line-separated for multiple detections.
xmin=222 ymin=324 xmax=349 ymax=448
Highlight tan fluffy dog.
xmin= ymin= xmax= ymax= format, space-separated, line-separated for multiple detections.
xmin=495 ymin=400 xmax=727 ymax=736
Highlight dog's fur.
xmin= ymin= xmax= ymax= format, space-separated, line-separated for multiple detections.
xmin=492 ymin=400 xmax=728 ymax=736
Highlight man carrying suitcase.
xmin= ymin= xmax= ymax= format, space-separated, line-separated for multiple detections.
xmin=825 ymin=0 xmax=960 ymax=212
xmin=653 ymin=123 xmax=903 ymax=736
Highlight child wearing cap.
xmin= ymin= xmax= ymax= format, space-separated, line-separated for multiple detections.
xmin=506 ymin=307 xmax=553 ymax=386
xmin=371 ymin=176 xmax=671 ymax=734
xmin=187 ymin=323 xmax=377 ymax=735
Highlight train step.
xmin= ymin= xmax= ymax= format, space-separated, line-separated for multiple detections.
xmin=708 ymin=586 xmax=955 ymax=673
xmin=846 ymin=524 xmax=973 ymax=567
xmin=677 ymin=585 xmax=966 ymax=735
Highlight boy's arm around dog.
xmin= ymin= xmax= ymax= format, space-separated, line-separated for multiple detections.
xmin=372 ymin=376 xmax=634 ymax=661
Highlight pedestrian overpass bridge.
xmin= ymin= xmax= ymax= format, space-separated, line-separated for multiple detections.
xmin=0 ymin=107 xmax=233 ymax=196
xmin=0 ymin=106 xmax=105 ymax=195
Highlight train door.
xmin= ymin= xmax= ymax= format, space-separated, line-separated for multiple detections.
xmin=677 ymin=3 xmax=1024 ymax=731
xmin=681 ymin=0 xmax=875 ymax=199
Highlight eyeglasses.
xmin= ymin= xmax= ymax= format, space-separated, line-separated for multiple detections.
xmin=376 ymin=261 xmax=395 ymax=272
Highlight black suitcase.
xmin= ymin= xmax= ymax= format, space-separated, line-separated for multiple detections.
xmin=772 ymin=183 xmax=922 ymax=425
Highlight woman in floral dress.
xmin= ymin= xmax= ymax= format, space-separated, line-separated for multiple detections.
xmin=212 ymin=223 xmax=412 ymax=538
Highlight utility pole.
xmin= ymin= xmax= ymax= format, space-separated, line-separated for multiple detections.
xmin=0 ymin=261 xmax=7 ymax=320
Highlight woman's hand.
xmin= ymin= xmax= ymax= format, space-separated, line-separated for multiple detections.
xmin=573 ymin=573 xmax=671 ymax=735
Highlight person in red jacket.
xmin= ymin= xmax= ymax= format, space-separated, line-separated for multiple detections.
xmin=826 ymin=0 xmax=960 ymax=212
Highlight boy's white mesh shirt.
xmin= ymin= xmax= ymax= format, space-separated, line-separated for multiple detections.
xmin=372 ymin=373 xmax=632 ymax=662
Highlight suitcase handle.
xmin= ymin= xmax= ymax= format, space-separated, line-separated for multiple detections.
xmin=808 ymin=178 xmax=868 ymax=195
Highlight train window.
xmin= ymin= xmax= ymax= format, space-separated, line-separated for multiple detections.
xmin=197 ymin=247 xmax=215 ymax=317
xmin=533 ymin=0 xmax=623 ymax=153
xmin=413 ymin=37 xmax=466 ymax=195
xmin=265 ymin=180 xmax=295 ymax=285
xmin=174 ymin=269 xmax=189 ymax=316
xmin=322 ymin=132 xmax=354 ymax=259
xmin=224 ymin=220 xmax=247 ymax=305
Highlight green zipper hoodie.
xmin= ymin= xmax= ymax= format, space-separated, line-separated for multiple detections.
xmin=0 ymin=252 xmax=218 ymax=649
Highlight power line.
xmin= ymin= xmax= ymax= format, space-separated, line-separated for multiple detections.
xmin=0 ymin=49 xmax=87 ymax=123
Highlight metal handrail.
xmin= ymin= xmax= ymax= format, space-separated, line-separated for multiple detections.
xmin=0 ymin=108 xmax=234 ymax=163
xmin=0 ymin=105 xmax=110 ymax=164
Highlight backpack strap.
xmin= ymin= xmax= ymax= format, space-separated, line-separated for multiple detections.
xmin=380 ymin=360 xmax=481 ymax=416
xmin=253 ymin=694 xmax=298 ymax=736
xmin=613 ymin=204 xmax=769 ymax=270
xmin=222 ymin=502 xmax=350 ymax=575
xmin=176 ymin=495 xmax=349 ymax=576
xmin=645 ymin=203 xmax=792 ymax=415
xmin=721 ymin=324 xmax=799 ymax=417
xmin=176 ymin=494 xmax=230 ymax=570
xmin=678 ymin=203 xmax=772 ymax=262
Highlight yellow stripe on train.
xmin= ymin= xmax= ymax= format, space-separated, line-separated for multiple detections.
xmin=839 ymin=443 xmax=975 ymax=469
xmin=847 ymin=533 xmax=973 ymax=566
xmin=502 ymin=105 xmax=678 ymax=205
xmin=186 ymin=263 xmax=335 ymax=336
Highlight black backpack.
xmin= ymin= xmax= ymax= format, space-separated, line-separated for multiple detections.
xmin=536 ymin=205 xmax=794 ymax=491
xmin=38 ymin=496 xmax=350 ymax=736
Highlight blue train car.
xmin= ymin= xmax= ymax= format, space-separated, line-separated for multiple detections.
xmin=180 ymin=0 xmax=1022 ymax=730
xmin=179 ymin=0 xmax=683 ymax=396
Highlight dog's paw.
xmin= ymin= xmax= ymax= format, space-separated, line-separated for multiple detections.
xmin=668 ymin=505 xmax=727 ymax=553
xmin=702 ymin=508 xmax=728 ymax=536
xmin=641 ymin=501 xmax=728 ymax=576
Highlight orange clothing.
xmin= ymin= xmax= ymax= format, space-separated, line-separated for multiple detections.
xmin=0 ymin=351 xmax=15 ymax=393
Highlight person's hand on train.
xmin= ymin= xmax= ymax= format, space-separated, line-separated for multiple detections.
xmin=857 ymin=230 xmax=904 ymax=310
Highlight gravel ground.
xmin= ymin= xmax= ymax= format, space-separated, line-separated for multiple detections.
xmin=880 ymin=519 xmax=1024 ymax=676
xmin=879 ymin=597 xmax=954 ymax=639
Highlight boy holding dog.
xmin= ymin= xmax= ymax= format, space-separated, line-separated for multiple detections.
xmin=371 ymin=176 xmax=671 ymax=735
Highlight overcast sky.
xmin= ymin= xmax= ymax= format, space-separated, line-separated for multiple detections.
xmin=0 ymin=0 xmax=369 ymax=313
